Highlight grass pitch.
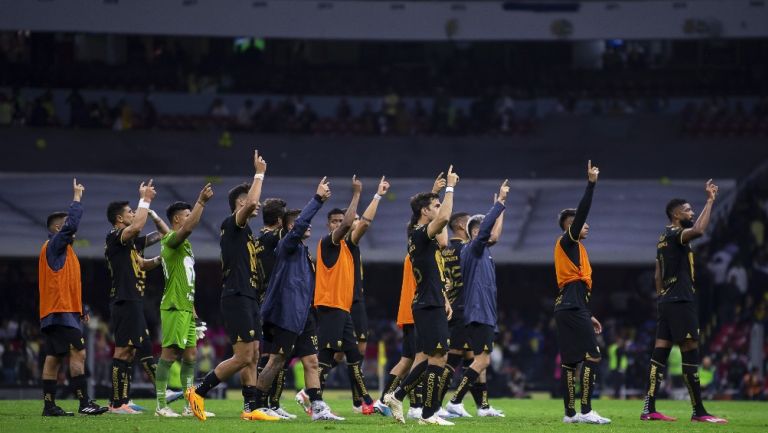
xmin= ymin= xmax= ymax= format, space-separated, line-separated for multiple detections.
xmin=0 ymin=392 xmax=765 ymax=433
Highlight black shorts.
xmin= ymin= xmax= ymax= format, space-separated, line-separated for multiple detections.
xmin=467 ymin=322 xmax=495 ymax=354
xmin=555 ymin=308 xmax=600 ymax=364
xmin=401 ymin=324 xmax=418 ymax=359
xmin=110 ymin=300 xmax=148 ymax=347
xmin=449 ymin=310 xmax=471 ymax=351
xmin=43 ymin=325 xmax=85 ymax=357
xmin=264 ymin=312 xmax=319 ymax=359
xmin=413 ymin=306 xmax=450 ymax=355
xmin=221 ymin=294 xmax=262 ymax=344
xmin=657 ymin=301 xmax=699 ymax=342
xmin=316 ymin=306 xmax=357 ymax=352
xmin=351 ymin=300 xmax=369 ymax=343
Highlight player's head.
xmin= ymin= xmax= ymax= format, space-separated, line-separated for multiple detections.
xmin=409 ymin=192 xmax=440 ymax=232
xmin=284 ymin=208 xmax=311 ymax=239
xmin=166 ymin=201 xmax=192 ymax=227
xmin=327 ymin=208 xmax=345 ymax=233
xmin=449 ymin=212 xmax=470 ymax=237
xmin=665 ymin=198 xmax=694 ymax=228
xmin=558 ymin=208 xmax=589 ymax=239
xmin=262 ymin=198 xmax=287 ymax=228
xmin=46 ymin=212 xmax=68 ymax=234
xmin=466 ymin=214 xmax=484 ymax=240
xmin=107 ymin=201 xmax=133 ymax=227
xmin=228 ymin=183 xmax=258 ymax=216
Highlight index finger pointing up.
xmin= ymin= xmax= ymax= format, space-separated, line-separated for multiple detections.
xmin=448 ymin=165 xmax=453 ymax=175
xmin=588 ymin=160 xmax=592 ymax=171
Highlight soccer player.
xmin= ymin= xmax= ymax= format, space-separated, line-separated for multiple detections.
xmin=384 ymin=165 xmax=459 ymax=426
xmin=445 ymin=181 xmax=509 ymax=418
xmin=185 ymin=151 xmax=277 ymax=421
xmin=554 ymin=161 xmax=610 ymax=424
xmin=39 ymin=179 xmax=108 ymax=416
xmin=257 ymin=178 xmax=344 ymax=421
xmin=154 ymin=183 xmax=214 ymax=417
xmin=105 ymin=179 xmax=163 ymax=414
xmin=640 ymin=180 xmax=727 ymax=424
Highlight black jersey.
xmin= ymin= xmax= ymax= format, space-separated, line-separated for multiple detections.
xmin=409 ymin=225 xmax=448 ymax=309
xmin=255 ymin=227 xmax=283 ymax=303
xmin=657 ymin=225 xmax=696 ymax=303
xmin=442 ymin=238 xmax=467 ymax=311
xmin=220 ymin=215 xmax=259 ymax=299
xmin=105 ymin=228 xmax=147 ymax=303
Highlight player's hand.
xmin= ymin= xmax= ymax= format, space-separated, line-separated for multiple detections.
xmin=195 ymin=319 xmax=207 ymax=340
xmin=254 ymin=150 xmax=267 ymax=175
xmin=591 ymin=316 xmax=602 ymax=335
xmin=73 ymin=178 xmax=85 ymax=202
xmin=198 ymin=183 xmax=214 ymax=204
xmin=446 ymin=165 xmax=459 ymax=188
xmin=352 ymin=175 xmax=362 ymax=194
xmin=705 ymin=179 xmax=718 ymax=201
xmin=80 ymin=313 xmax=90 ymax=324
xmin=445 ymin=299 xmax=453 ymax=321
xmin=587 ymin=160 xmax=599 ymax=183
xmin=377 ymin=176 xmax=390 ymax=196
xmin=140 ymin=179 xmax=156 ymax=202
xmin=498 ymin=179 xmax=509 ymax=204
xmin=432 ymin=171 xmax=446 ymax=194
xmin=317 ymin=176 xmax=331 ymax=201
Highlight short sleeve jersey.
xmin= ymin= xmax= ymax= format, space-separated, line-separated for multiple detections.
xmin=160 ymin=231 xmax=195 ymax=312
xmin=442 ymin=238 xmax=466 ymax=310
xmin=657 ymin=226 xmax=696 ymax=303
xmin=105 ymin=229 xmax=147 ymax=303
xmin=255 ymin=227 xmax=283 ymax=304
xmin=408 ymin=225 xmax=448 ymax=309
xmin=220 ymin=215 xmax=258 ymax=299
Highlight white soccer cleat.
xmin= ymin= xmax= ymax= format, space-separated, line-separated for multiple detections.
xmin=418 ymin=414 xmax=455 ymax=426
xmin=578 ymin=410 xmax=611 ymax=424
xmin=383 ymin=392 xmax=405 ymax=424
xmin=155 ymin=407 xmax=180 ymax=417
xmin=445 ymin=402 xmax=473 ymax=418
xmin=271 ymin=407 xmax=297 ymax=420
xmin=181 ymin=406 xmax=216 ymax=417
xmin=407 ymin=407 xmax=422 ymax=420
xmin=165 ymin=389 xmax=184 ymax=404
xmin=310 ymin=401 xmax=345 ymax=421
xmin=563 ymin=414 xmax=580 ymax=423
xmin=352 ymin=405 xmax=362 ymax=414
xmin=477 ymin=406 xmax=505 ymax=417
xmin=373 ymin=399 xmax=392 ymax=417
xmin=295 ymin=389 xmax=311 ymax=415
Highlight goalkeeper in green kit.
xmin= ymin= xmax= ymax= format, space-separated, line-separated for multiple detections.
xmin=155 ymin=183 xmax=215 ymax=417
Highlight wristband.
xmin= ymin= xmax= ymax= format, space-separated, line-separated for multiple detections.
xmin=138 ymin=199 xmax=150 ymax=209
xmin=445 ymin=186 xmax=455 ymax=193
xmin=373 ymin=193 xmax=382 ymax=200
xmin=254 ymin=173 xmax=265 ymax=181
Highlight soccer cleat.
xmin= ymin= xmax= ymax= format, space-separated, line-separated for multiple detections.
xmin=155 ymin=407 xmax=180 ymax=417
xmin=241 ymin=408 xmax=280 ymax=421
xmin=383 ymin=392 xmax=405 ymax=424
xmin=127 ymin=400 xmax=145 ymax=412
xmin=295 ymin=389 xmax=312 ymax=415
xmin=641 ymin=411 xmax=677 ymax=421
xmin=42 ymin=405 xmax=74 ymax=417
xmin=181 ymin=406 xmax=215 ymax=417
xmin=477 ymin=406 xmax=505 ymax=418
xmin=438 ymin=407 xmax=457 ymax=418
xmin=352 ymin=404 xmax=362 ymax=414
xmin=108 ymin=404 xmax=141 ymax=415
xmin=691 ymin=414 xmax=728 ymax=424
xmin=407 ymin=407 xmax=422 ymax=420
xmin=578 ymin=410 xmax=611 ymax=424
xmin=563 ymin=414 xmax=580 ymax=423
xmin=78 ymin=400 xmax=108 ymax=415
xmin=360 ymin=401 xmax=375 ymax=415
xmin=165 ymin=389 xmax=184 ymax=404
xmin=184 ymin=386 xmax=207 ymax=421
xmin=445 ymin=401 xmax=473 ymax=418
xmin=311 ymin=401 xmax=345 ymax=421
xmin=418 ymin=414 xmax=455 ymax=426
xmin=373 ymin=399 xmax=392 ymax=417
xmin=271 ymin=407 xmax=297 ymax=420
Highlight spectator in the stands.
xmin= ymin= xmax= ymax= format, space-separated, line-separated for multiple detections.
xmin=336 ymin=98 xmax=352 ymax=121
xmin=210 ymin=98 xmax=230 ymax=117
xmin=741 ymin=367 xmax=764 ymax=400
xmin=699 ymin=356 xmax=717 ymax=399
xmin=66 ymin=89 xmax=88 ymax=128
xmin=237 ymin=99 xmax=256 ymax=129
xmin=142 ymin=95 xmax=158 ymax=129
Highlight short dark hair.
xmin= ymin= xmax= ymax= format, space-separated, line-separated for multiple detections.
xmin=558 ymin=208 xmax=577 ymax=230
xmin=282 ymin=208 xmax=301 ymax=229
xmin=46 ymin=212 xmax=68 ymax=231
xmin=228 ymin=183 xmax=251 ymax=212
xmin=665 ymin=198 xmax=688 ymax=221
xmin=262 ymin=198 xmax=287 ymax=226
xmin=107 ymin=201 xmax=130 ymax=225
xmin=449 ymin=212 xmax=470 ymax=233
xmin=327 ymin=208 xmax=345 ymax=220
xmin=408 ymin=192 xmax=439 ymax=234
xmin=166 ymin=201 xmax=192 ymax=223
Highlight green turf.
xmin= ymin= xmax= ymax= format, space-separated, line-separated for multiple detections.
xmin=0 ymin=393 xmax=765 ymax=433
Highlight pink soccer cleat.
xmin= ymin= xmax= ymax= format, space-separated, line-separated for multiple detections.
xmin=641 ymin=411 xmax=677 ymax=421
xmin=691 ymin=414 xmax=728 ymax=424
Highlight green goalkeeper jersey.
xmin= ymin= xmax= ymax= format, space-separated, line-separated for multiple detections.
xmin=160 ymin=231 xmax=195 ymax=312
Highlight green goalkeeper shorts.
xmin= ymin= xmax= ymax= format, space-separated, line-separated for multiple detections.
xmin=160 ymin=309 xmax=197 ymax=349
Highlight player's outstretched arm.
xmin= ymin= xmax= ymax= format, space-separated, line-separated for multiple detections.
xmin=488 ymin=180 xmax=509 ymax=245
xmin=568 ymin=161 xmax=598 ymax=242
xmin=332 ymin=176 xmax=362 ymax=245
xmin=144 ymin=207 xmax=171 ymax=247
xmin=681 ymin=179 xmax=718 ymax=244
xmin=50 ymin=179 xmax=85 ymax=255
xmin=140 ymin=256 xmax=161 ymax=271
xmin=168 ymin=183 xmax=214 ymax=248
xmin=350 ymin=176 xmax=390 ymax=245
xmin=235 ymin=150 xmax=267 ymax=228
xmin=283 ymin=178 xmax=330 ymax=253
xmin=121 ymin=179 xmax=156 ymax=243
xmin=428 ymin=165 xmax=459 ymax=238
